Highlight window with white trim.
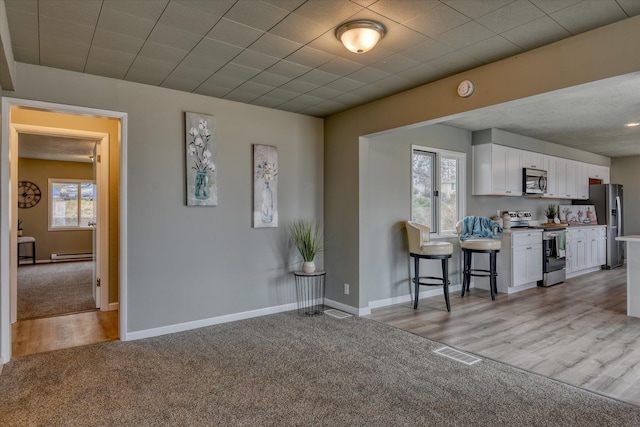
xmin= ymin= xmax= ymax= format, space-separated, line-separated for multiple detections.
xmin=48 ymin=179 xmax=95 ymax=230
xmin=411 ymin=146 xmax=466 ymax=236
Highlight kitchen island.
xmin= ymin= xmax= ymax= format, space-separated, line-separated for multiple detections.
xmin=615 ymin=235 xmax=639 ymax=317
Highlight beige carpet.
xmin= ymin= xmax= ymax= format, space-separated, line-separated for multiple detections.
xmin=1 ymin=312 xmax=640 ymax=426
xmin=17 ymin=261 xmax=95 ymax=320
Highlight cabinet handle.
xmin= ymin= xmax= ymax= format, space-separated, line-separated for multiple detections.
xmin=527 ymin=247 xmax=532 ymax=250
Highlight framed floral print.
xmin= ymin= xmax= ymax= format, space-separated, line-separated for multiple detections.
xmin=185 ymin=112 xmax=217 ymax=206
xmin=253 ymin=144 xmax=278 ymax=228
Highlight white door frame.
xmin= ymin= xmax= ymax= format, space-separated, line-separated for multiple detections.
xmin=1 ymin=97 xmax=128 ymax=363
xmin=10 ymin=124 xmax=109 ymax=319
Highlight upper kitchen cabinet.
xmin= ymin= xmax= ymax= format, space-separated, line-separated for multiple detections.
xmin=543 ymin=155 xmax=558 ymax=198
xmin=588 ymin=164 xmax=610 ymax=184
xmin=521 ymin=151 xmax=544 ymax=170
xmin=473 ymin=144 xmax=522 ymax=196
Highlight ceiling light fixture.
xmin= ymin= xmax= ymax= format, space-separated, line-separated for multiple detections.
xmin=625 ymin=122 xmax=640 ymax=127
xmin=335 ymin=20 xmax=386 ymax=54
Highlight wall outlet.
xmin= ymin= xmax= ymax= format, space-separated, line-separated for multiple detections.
xmin=344 ymin=283 xmax=350 ymax=295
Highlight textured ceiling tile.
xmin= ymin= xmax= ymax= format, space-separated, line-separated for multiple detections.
xmin=41 ymin=36 xmax=90 ymax=58
xmin=372 ymin=74 xmax=418 ymax=93
xmin=40 ymin=49 xmax=86 ymax=72
xmin=194 ymin=83 xmax=232 ymax=98
xmin=306 ymin=30 xmax=348 ymax=56
xmin=475 ymin=0 xmax=546 ymax=33
xmin=96 ymin=7 xmax=157 ymax=40
xmin=93 ymin=29 xmax=145 ymax=54
xmin=400 ymin=38 xmax=454 ymax=62
xmin=457 ymin=35 xmax=522 ymax=63
xmin=4 ymin=7 xmax=39 ymax=51
xmin=214 ymin=63 xmax=262 ymax=81
xmin=125 ymin=67 xmax=171 ymax=86
xmin=617 ymin=0 xmax=640 ymax=15
xmin=262 ymin=0 xmax=306 ymax=12
xmin=250 ymin=71 xmax=291 ymax=87
xmin=129 ymin=56 xmax=176 ymax=76
xmin=278 ymin=79 xmax=319 ymax=93
xmin=324 ymin=77 xmax=365 ymax=92
xmin=40 ymin=16 xmax=95 ymax=43
xmin=103 ymin=0 xmax=169 ymax=20
xmin=4 ymin=0 xmax=37 ymax=14
xmin=158 ymin=1 xmax=219 ymax=36
xmin=269 ymin=13 xmax=328 ymax=44
xmin=138 ymin=42 xmax=189 ymax=64
xmin=224 ymin=0 xmax=290 ymax=31
xmin=529 ymin=0 xmax=582 ymax=14
xmin=11 ymin=46 xmax=39 ymax=64
xmin=161 ymin=75 xmax=202 ymax=92
xmin=190 ymin=39 xmax=243 ymax=67
xmin=39 ymin=0 xmax=101 ymax=25
xmin=345 ymin=66 xmax=390 ymax=84
xmin=286 ymin=46 xmax=334 ymax=68
xmin=223 ymin=90 xmax=261 ymax=103
xmin=84 ymin=59 xmax=129 ymax=79
xmin=249 ymin=33 xmax=303 ymax=58
xmin=501 ymin=16 xmax=571 ymax=50
xmin=435 ymin=21 xmax=497 ymax=49
xmin=166 ymin=63 xmax=213 ymax=82
xmin=349 ymin=82 xmax=394 ymax=99
xmin=294 ymin=0 xmax=363 ymax=26
xmin=267 ymin=60 xmax=310 ymax=79
xmin=443 ymin=0 xmax=516 ymax=19
xmin=380 ymin=25 xmax=430 ymax=53
xmin=172 ymin=0 xmax=235 ymax=16
xmin=202 ymin=73 xmax=245 ymax=89
xmin=550 ymin=1 xmax=628 ymax=34
xmin=148 ymin=23 xmax=202 ymax=51
xmin=368 ymin=0 xmax=440 ymax=23
xmin=234 ymin=81 xmax=276 ymax=96
xmin=232 ymin=50 xmax=281 ymax=70
xmin=87 ymin=45 xmax=136 ymax=67
xmin=251 ymin=96 xmax=286 ymax=108
xmin=205 ymin=18 xmax=265 ymax=49
xmin=331 ymin=92 xmax=369 ymax=106
xmin=264 ymin=87 xmax=300 ymax=101
xmin=370 ymin=54 xmax=421 ymax=74
xmin=317 ymin=57 xmax=363 ymax=76
xmin=296 ymin=69 xmax=340 ymax=86
xmin=276 ymin=100 xmax=308 ymax=113
xmin=404 ymin=3 xmax=471 ymax=37
xmin=305 ymin=85 xmax=344 ymax=100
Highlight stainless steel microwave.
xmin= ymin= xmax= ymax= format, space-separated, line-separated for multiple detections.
xmin=523 ymin=168 xmax=547 ymax=194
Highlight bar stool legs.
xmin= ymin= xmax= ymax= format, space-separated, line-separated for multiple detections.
xmin=412 ymin=254 xmax=451 ymax=312
xmin=460 ymin=249 xmax=499 ymax=300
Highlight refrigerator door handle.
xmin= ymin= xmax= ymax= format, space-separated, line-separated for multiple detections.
xmin=616 ymin=195 xmax=622 ymax=236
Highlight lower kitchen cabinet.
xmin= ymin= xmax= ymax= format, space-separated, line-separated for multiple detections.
xmin=474 ymin=229 xmax=543 ymax=294
xmin=566 ymin=226 xmax=606 ymax=277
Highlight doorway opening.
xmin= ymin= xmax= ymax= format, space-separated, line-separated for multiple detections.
xmin=1 ymin=99 xmax=127 ymax=362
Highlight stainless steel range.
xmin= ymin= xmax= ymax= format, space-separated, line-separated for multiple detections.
xmin=538 ymin=227 xmax=567 ymax=287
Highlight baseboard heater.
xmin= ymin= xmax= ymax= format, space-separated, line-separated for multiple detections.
xmin=51 ymin=252 xmax=93 ymax=262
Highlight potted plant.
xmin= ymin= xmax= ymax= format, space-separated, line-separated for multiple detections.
xmin=290 ymin=219 xmax=323 ymax=273
xmin=17 ymin=217 xmax=23 ymax=237
xmin=545 ymin=204 xmax=558 ymax=223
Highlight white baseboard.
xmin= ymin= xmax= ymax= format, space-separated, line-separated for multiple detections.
xmin=124 ymin=302 xmax=297 ymax=341
xmin=369 ymin=284 xmax=462 ymax=310
xmin=323 ymin=298 xmax=370 ymax=316
xmin=567 ymin=266 xmax=601 ymax=279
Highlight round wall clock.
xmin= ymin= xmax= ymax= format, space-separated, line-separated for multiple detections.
xmin=18 ymin=181 xmax=41 ymax=209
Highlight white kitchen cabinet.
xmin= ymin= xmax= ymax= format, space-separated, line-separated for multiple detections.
xmin=566 ymin=226 xmax=606 ymax=277
xmin=543 ymin=155 xmax=558 ymax=198
xmin=588 ymin=164 xmax=610 ymax=184
xmin=476 ymin=230 xmax=543 ymax=294
xmin=473 ymin=144 xmax=522 ymax=196
xmin=576 ymin=162 xmax=589 ymax=200
xmin=522 ymin=150 xmax=544 ymax=170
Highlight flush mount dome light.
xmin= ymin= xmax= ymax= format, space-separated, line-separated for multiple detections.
xmin=335 ymin=20 xmax=386 ymax=54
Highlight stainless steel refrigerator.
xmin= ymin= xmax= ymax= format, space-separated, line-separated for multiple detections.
xmin=586 ymin=184 xmax=624 ymax=269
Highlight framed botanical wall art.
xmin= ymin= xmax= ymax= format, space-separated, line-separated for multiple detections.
xmin=185 ymin=112 xmax=217 ymax=206
xmin=253 ymin=144 xmax=278 ymax=228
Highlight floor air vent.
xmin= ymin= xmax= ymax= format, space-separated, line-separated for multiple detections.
xmin=324 ymin=309 xmax=352 ymax=319
xmin=434 ymin=347 xmax=482 ymax=365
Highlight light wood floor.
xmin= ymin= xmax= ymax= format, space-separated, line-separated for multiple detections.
xmin=12 ymin=310 xmax=119 ymax=358
xmin=368 ymin=266 xmax=640 ymax=406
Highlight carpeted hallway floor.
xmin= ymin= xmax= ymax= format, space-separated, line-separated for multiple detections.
xmin=1 ymin=312 xmax=639 ymax=426
xmin=17 ymin=261 xmax=95 ymax=320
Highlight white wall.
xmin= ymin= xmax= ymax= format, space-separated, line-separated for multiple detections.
xmin=3 ymin=63 xmax=323 ymax=334
xmin=611 ymin=156 xmax=640 ymax=236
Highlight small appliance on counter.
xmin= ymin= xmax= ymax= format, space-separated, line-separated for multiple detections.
xmin=503 ymin=211 xmax=532 ymax=228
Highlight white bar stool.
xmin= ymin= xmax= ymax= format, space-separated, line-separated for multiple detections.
xmin=406 ymin=221 xmax=454 ymax=312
